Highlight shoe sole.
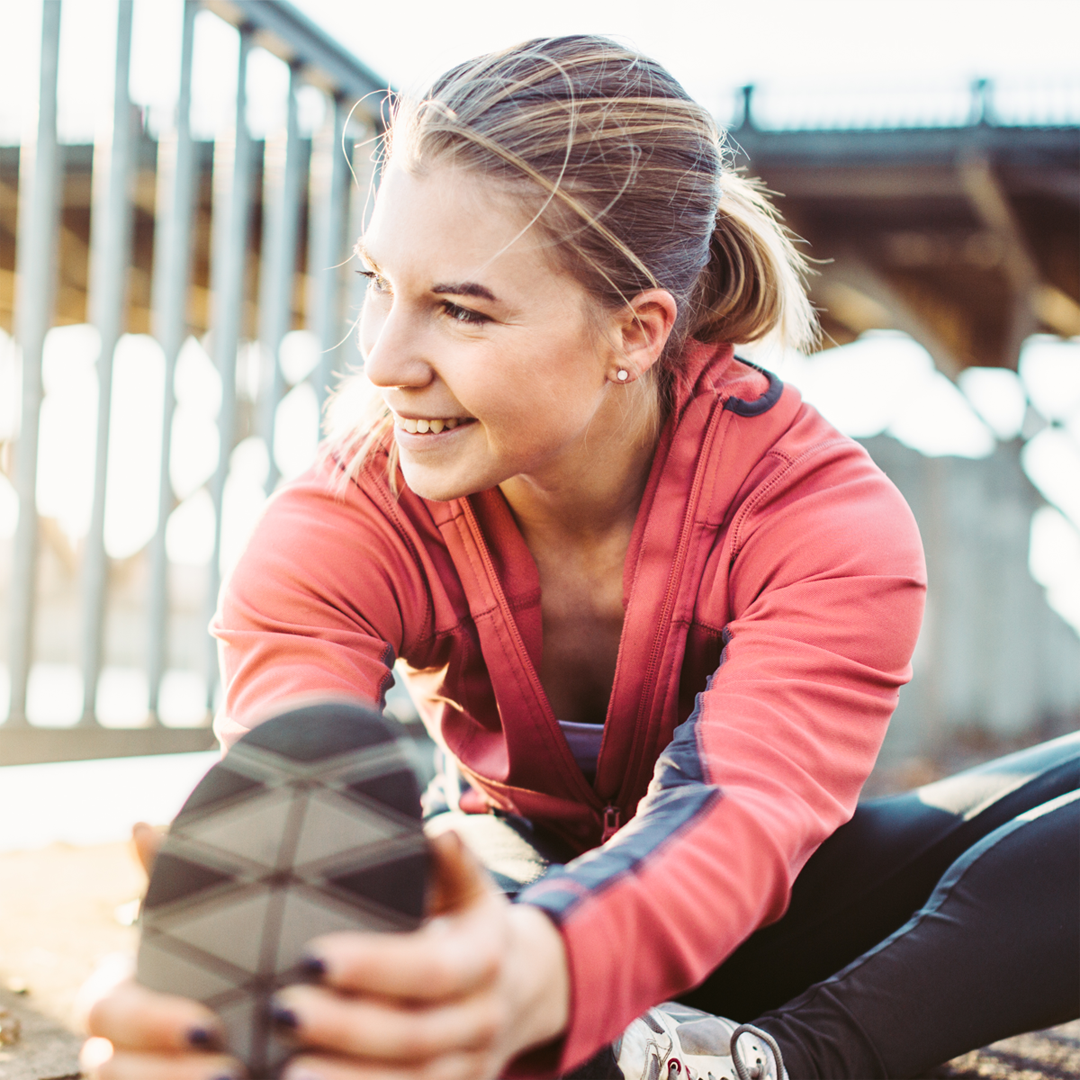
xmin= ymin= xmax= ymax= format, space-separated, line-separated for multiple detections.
xmin=136 ymin=700 xmax=429 ymax=1077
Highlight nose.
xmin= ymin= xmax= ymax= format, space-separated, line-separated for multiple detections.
xmin=361 ymin=301 xmax=435 ymax=390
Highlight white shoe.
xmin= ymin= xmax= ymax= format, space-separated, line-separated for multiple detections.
xmin=611 ymin=1003 xmax=786 ymax=1080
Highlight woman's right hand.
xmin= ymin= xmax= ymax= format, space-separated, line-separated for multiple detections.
xmin=82 ymin=976 xmax=246 ymax=1080
xmin=80 ymin=825 xmax=245 ymax=1079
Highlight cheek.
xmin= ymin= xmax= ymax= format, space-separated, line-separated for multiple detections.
xmin=358 ymin=297 xmax=386 ymax=359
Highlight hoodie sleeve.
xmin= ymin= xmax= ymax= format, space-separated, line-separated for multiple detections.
xmin=211 ymin=456 xmax=435 ymax=749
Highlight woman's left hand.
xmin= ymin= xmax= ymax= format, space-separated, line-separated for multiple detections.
xmin=272 ymin=828 xmax=570 ymax=1080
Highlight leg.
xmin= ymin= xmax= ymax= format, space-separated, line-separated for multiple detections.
xmin=682 ymin=731 xmax=1080 ymax=1019
xmin=426 ymin=808 xmax=574 ymax=896
xmin=755 ymin=787 xmax=1080 ymax=1078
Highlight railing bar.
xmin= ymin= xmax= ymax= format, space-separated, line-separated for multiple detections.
xmin=6 ymin=0 xmax=64 ymax=728
xmin=147 ymin=0 xmax=199 ymax=722
xmin=310 ymin=93 xmax=351 ymax=416
xmin=201 ymin=0 xmax=389 ymax=107
xmin=204 ymin=25 xmax=256 ymax=712
xmin=79 ymin=0 xmax=136 ymax=727
xmin=259 ymin=65 xmax=305 ymax=495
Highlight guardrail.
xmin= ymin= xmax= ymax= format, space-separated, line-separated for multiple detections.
xmin=1 ymin=0 xmax=389 ymax=763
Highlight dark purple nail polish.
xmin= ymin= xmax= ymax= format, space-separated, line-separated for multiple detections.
xmin=270 ymin=1003 xmax=299 ymax=1031
xmin=187 ymin=1025 xmax=220 ymax=1049
xmin=299 ymin=954 xmax=326 ymax=980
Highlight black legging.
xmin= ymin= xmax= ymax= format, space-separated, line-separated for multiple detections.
xmin=691 ymin=732 xmax=1080 ymax=1077
xmin=434 ymin=731 xmax=1080 ymax=1079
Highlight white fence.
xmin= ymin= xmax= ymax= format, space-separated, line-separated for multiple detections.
xmin=1 ymin=0 xmax=385 ymax=762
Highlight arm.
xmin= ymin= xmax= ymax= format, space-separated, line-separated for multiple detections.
xmin=85 ymin=458 xmax=573 ymax=1080
xmin=212 ymin=456 xmax=433 ymax=746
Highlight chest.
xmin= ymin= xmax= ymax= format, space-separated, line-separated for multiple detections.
xmin=532 ymin=540 xmax=628 ymax=726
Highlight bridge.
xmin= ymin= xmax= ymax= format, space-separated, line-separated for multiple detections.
xmin=733 ymin=82 xmax=1080 ymax=374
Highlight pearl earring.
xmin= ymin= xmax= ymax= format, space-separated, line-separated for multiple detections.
xmin=617 ymin=369 xmax=630 ymax=382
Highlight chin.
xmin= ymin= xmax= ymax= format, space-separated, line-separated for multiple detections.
xmin=399 ymin=465 xmax=488 ymax=504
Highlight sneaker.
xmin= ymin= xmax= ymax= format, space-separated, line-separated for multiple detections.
xmin=136 ymin=700 xmax=429 ymax=1078
xmin=606 ymin=1002 xmax=786 ymax=1080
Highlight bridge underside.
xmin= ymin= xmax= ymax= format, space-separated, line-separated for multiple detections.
xmin=736 ymin=124 xmax=1080 ymax=374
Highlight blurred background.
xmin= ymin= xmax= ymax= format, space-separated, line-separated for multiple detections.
xmin=0 ymin=0 xmax=1078 ymax=851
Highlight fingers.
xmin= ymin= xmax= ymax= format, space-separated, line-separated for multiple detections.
xmin=80 ymin=1041 xmax=245 ymax=1080
xmin=306 ymin=907 xmax=502 ymax=1002
xmin=86 ymin=978 xmax=227 ymax=1055
xmin=272 ymin=984 xmax=504 ymax=1062
xmin=132 ymin=821 xmax=164 ymax=876
xmin=281 ymin=1049 xmax=496 ymax=1080
xmin=423 ymin=829 xmax=497 ymax=917
xmin=305 ymin=832 xmax=505 ymax=1003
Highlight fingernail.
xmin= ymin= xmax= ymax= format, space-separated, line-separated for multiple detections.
xmin=298 ymin=953 xmax=326 ymax=980
xmin=187 ymin=1025 xmax=221 ymax=1049
xmin=270 ymin=1003 xmax=299 ymax=1031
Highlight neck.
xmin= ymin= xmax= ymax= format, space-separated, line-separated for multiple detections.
xmin=499 ymin=415 xmax=659 ymax=549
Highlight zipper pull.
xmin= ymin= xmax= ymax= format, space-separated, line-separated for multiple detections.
xmin=601 ymin=805 xmax=622 ymax=843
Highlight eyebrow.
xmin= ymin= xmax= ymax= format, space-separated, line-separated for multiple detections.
xmin=356 ymin=242 xmax=499 ymax=303
xmin=431 ymin=281 xmax=498 ymax=302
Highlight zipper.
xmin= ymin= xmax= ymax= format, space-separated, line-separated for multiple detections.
xmin=619 ymin=402 xmax=727 ymax=804
xmin=601 ymin=804 xmax=622 ymax=843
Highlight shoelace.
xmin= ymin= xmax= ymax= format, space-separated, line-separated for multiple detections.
xmin=729 ymin=1024 xmax=785 ymax=1080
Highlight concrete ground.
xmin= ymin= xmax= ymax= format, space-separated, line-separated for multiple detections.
xmin=0 ymin=840 xmax=1076 ymax=1080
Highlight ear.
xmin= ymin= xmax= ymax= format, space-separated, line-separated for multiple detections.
xmin=613 ymin=289 xmax=678 ymax=377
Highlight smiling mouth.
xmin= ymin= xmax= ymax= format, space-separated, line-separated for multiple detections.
xmin=394 ymin=416 xmax=475 ymax=435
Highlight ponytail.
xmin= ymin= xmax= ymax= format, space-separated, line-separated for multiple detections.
xmin=685 ymin=173 xmax=817 ymax=354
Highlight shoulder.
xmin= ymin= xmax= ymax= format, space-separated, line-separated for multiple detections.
xmin=222 ymin=449 xmax=458 ymax=624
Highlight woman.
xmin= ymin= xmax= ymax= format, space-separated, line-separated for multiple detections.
xmin=85 ymin=36 xmax=1079 ymax=1080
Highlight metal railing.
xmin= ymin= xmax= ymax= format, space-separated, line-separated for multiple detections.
xmin=1 ymin=0 xmax=389 ymax=763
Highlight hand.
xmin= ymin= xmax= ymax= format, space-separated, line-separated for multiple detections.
xmin=81 ymin=828 xmax=246 ymax=1078
xmin=271 ymin=828 xmax=570 ymax=1080
xmin=81 ymin=971 xmax=246 ymax=1079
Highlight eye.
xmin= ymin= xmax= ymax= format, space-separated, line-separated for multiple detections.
xmin=441 ymin=301 xmax=490 ymax=325
xmin=358 ymin=268 xmax=391 ymax=293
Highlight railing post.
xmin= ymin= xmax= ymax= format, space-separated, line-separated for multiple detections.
xmin=309 ymin=93 xmax=353 ymax=414
xmin=204 ymin=25 xmax=256 ymax=712
xmin=7 ymin=0 xmax=64 ymax=727
xmin=79 ymin=0 xmax=136 ymax=726
xmin=147 ymin=0 xmax=199 ymax=724
xmin=258 ymin=63 xmax=306 ymax=494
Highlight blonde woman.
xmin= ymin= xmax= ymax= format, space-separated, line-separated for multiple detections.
xmin=85 ymin=36 xmax=1079 ymax=1080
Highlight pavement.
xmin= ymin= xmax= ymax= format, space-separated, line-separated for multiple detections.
xmin=0 ymin=839 xmax=1076 ymax=1080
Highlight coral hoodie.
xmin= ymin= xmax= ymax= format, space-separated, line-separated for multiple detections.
xmin=213 ymin=342 xmax=926 ymax=1073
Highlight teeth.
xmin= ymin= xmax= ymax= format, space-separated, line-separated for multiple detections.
xmin=398 ymin=416 xmax=465 ymax=433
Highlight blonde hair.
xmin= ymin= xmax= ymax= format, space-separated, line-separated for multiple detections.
xmin=326 ymin=35 xmax=816 ymax=486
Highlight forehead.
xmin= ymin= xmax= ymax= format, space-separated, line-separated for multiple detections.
xmin=362 ymin=163 xmax=557 ymax=279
